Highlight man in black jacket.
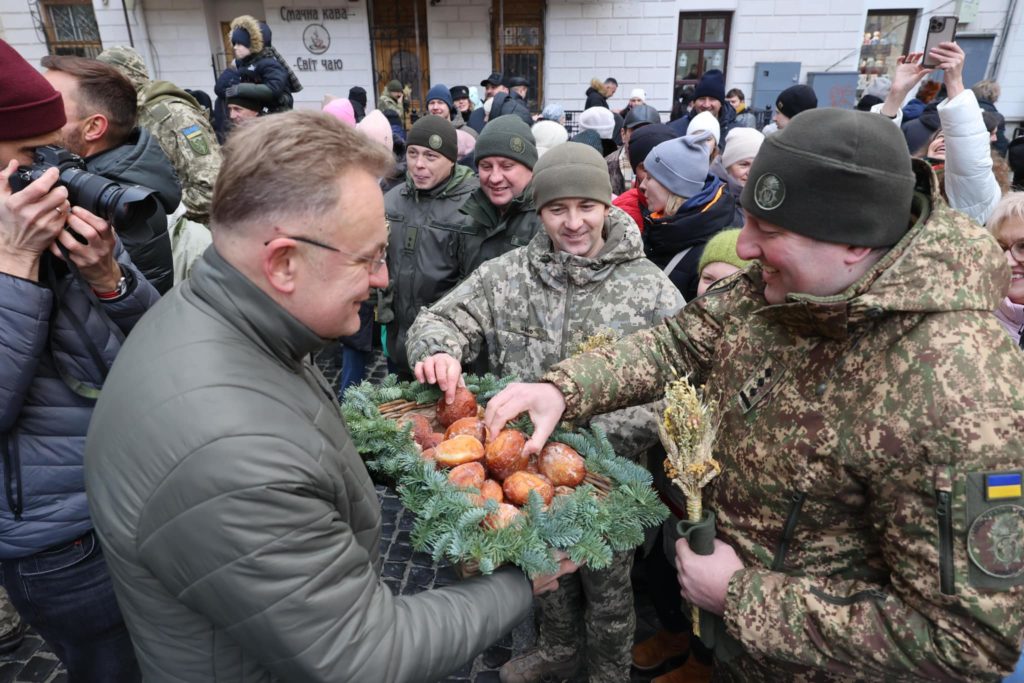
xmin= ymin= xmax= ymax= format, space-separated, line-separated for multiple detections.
xmin=42 ymin=55 xmax=177 ymax=294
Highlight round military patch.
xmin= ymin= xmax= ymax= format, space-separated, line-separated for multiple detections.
xmin=509 ymin=136 xmax=525 ymax=154
xmin=968 ymin=504 xmax=1024 ymax=579
xmin=754 ymin=173 xmax=785 ymax=211
xmin=428 ymin=134 xmax=443 ymax=151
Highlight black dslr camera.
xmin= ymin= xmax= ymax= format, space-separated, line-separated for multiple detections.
xmin=8 ymin=145 xmax=159 ymax=228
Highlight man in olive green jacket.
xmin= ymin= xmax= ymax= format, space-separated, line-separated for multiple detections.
xmin=84 ymin=111 xmax=573 ymax=682
xmin=457 ymin=115 xmax=543 ymax=278
xmin=380 ymin=115 xmax=478 ymax=375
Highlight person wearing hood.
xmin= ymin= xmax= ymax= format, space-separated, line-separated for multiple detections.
xmin=669 ymin=70 xmax=737 ymax=151
xmin=97 ymin=46 xmax=221 ymax=225
xmin=348 ymin=86 xmax=367 ymax=122
xmin=43 ymin=55 xmax=177 ymax=294
xmin=216 ymin=16 xmax=295 ymax=120
xmin=407 ymin=142 xmax=681 ymax=683
xmin=379 ymin=116 xmax=478 ymax=377
xmin=711 ymin=127 xmax=765 ymax=227
xmin=640 ymin=132 xmax=736 ymax=300
xmin=481 ymin=106 xmax=1024 ymax=683
xmin=875 ymin=44 xmax=1002 ymax=226
xmin=584 ymin=77 xmax=615 ymax=109
xmin=725 ymin=88 xmax=757 ymax=128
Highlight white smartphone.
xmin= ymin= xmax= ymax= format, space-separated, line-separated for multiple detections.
xmin=922 ymin=16 xmax=958 ymax=68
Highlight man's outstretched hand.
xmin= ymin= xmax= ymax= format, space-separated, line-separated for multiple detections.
xmin=484 ymin=382 xmax=566 ymax=456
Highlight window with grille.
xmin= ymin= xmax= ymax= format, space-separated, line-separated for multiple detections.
xmin=39 ymin=0 xmax=102 ymax=58
xmin=674 ymin=13 xmax=731 ymax=88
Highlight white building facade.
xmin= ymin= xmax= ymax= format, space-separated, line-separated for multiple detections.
xmin=1 ymin=0 xmax=1021 ymax=129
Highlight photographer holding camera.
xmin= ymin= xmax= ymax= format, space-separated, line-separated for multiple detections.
xmin=42 ymin=54 xmax=179 ymax=294
xmin=0 ymin=40 xmax=159 ymax=680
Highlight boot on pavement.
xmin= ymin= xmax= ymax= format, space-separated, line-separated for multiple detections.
xmin=631 ymin=628 xmax=690 ymax=671
xmin=651 ymin=655 xmax=713 ymax=683
xmin=499 ymin=647 xmax=581 ymax=683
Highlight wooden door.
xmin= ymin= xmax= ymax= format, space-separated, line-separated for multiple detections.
xmin=492 ymin=0 xmax=544 ymax=112
xmin=370 ymin=0 xmax=430 ymax=122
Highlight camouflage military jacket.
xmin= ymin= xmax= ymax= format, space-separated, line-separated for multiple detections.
xmin=542 ymin=164 xmax=1024 ymax=681
xmin=407 ymin=207 xmax=683 ymax=457
xmin=138 ymin=81 xmax=221 ymax=224
xmin=456 ymin=185 xmax=542 ymax=279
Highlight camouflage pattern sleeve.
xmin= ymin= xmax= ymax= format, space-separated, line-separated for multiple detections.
xmin=405 ymin=269 xmax=492 ymax=368
xmin=541 ymin=287 xmax=726 ymax=422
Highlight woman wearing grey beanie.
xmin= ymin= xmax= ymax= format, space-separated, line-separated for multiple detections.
xmin=640 ymin=132 xmax=737 ymax=300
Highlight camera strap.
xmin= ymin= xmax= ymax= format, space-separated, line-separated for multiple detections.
xmin=45 ymin=245 xmax=127 ymax=400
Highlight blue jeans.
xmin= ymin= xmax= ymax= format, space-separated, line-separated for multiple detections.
xmin=338 ymin=345 xmax=368 ymax=398
xmin=1 ymin=531 xmax=140 ymax=682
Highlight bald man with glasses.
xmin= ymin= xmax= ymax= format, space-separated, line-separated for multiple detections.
xmin=83 ymin=111 xmax=576 ymax=683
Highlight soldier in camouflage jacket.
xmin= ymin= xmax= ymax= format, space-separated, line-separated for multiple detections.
xmin=99 ymin=46 xmax=221 ymax=225
xmin=486 ymin=110 xmax=1024 ymax=681
xmin=408 ymin=143 xmax=682 ymax=682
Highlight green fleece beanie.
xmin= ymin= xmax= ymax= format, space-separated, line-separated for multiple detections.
xmin=532 ymin=142 xmax=612 ymax=209
xmin=740 ymin=108 xmax=914 ymax=247
xmin=475 ymin=115 xmax=538 ymax=169
xmin=407 ymin=115 xmax=458 ymax=162
xmin=697 ymin=229 xmax=751 ymax=274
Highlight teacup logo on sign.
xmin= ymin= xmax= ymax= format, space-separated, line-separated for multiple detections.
xmin=303 ymin=24 xmax=330 ymax=55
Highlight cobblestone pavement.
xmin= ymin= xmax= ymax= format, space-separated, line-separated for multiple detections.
xmin=0 ymin=343 xmax=672 ymax=683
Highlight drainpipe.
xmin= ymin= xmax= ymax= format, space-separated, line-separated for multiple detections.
xmin=121 ymin=0 xmax=135 ymax=47
xmin=989 ymin=0 xmax=1019 ymax=80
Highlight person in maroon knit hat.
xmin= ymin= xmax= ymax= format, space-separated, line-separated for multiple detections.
xmin=0 ymin=39 xmax=155 ymax=681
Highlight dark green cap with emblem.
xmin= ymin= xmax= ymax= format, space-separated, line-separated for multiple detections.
xmin=475 ymin=115 xmax=538 ymax=170
xmin=407 ymin=115 xmax=458 ymax=162
xmin=740 ymin=108 xmax=915 ymax=248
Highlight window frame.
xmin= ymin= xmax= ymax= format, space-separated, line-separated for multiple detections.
xmin=674 ymin=12 xmax=732 ymax=88
xmin=38 ymin=0 xmax=103 ymax=58
xmin=857 ymin=9 xmax=917 ymax=95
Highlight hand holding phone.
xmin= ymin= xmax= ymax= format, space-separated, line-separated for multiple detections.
xmin=922 ymin=16 xmax=958 ymax=68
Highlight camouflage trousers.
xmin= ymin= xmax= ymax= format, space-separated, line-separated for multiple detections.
xmin=0 ymin=586 xmax=21 ymax=637
xmin=536 ymin=550 xmax=635 ymax=683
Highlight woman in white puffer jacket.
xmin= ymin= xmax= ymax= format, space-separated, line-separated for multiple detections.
xmin=873 ymin=42 xmax=1002 ymax=226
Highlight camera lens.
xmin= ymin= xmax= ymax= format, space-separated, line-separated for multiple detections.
xmin=59 ymin=167 xmax=159 ymax=227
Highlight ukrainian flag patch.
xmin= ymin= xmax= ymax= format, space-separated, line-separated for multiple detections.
xmin=985 ymin=472 xmax=1022 ymax=501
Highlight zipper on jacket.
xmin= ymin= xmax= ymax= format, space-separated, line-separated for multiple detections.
xmin=771 ymin=491 xmax=807 ymax=571
xmin=1 ymin=434 xmax=23 ymax=521
xmin=559 ymin=280 xmax=574 ymax=360
xmin=936 ymin=486 xmax=955 ymax=596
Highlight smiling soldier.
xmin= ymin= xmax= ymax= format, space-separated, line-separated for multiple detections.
xmin=481 ymin=108 xmax=1024 ymax=681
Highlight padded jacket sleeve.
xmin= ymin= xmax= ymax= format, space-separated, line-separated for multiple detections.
xmin=136 ymin=427 xmax=533 ymax=683
xmin=936 ymin=89 xmax=1002 ymax=227
xmin=0 ymin=275 xmax=52 ymax=432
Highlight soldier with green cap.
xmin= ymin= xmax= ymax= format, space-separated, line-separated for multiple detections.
xmin=98 ymin=45 xmax=221 ymax=225
xmin=379 ymin=115 xmax=478 ymax=377
xmin=457 ymin=115 xmax=544 ymax=277
xmin=408 ymin=142 xmax=682 ymax=682
xmin=482 ymin=107 xmax=1024 ymax=681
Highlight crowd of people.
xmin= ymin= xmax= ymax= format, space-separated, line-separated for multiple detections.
xmin=1 ymin=18 xmax=1024 ymax=683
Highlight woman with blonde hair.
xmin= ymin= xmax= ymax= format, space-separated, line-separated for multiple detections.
xmin=988 ymin=192 xmax=1024 ymax=346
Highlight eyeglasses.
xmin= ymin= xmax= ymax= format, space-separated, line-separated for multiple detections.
xmin=999 ymin=240 xmax=1024 ymax=263
xmin=264 ymin=234 xmax=387 ymax=273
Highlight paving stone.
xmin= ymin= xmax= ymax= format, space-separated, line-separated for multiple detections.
xmin=17 ymin=655 xmax=58 ymax=682
xmin=408 ymin=565 xmax=436 ymax=588
xmin=382 ymin=562 xmax=407 ymax=580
